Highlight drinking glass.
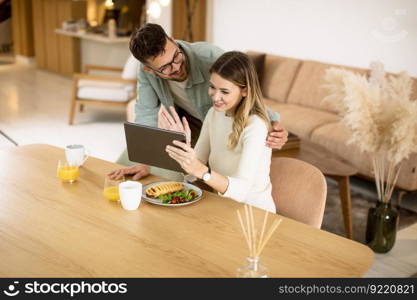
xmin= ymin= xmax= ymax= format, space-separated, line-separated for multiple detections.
xmin=57 ymin=160 xmax=79 ymax=183
xmin=103 ymin=176 xmax=124 ymax=201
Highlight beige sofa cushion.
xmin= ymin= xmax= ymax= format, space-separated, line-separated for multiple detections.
xmin=261 ymin=55 xmax=301 ymax=103
xmin=386 ymin=73 xmax=417 ymax=101
xmin=247 ymin=51 xmax=266 ymax=83
xmin=310 ymin=122 xmax=417 ymax=191
xmin=412 ymin=77 xmax=417 ymax=100
xmin=263 ymin=98 xmax=340 ymax=139
xmin=287 ymin=61 xmax=369 ymax=113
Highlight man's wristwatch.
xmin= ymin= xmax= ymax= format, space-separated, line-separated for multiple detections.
xmin=201 ymin=166 xmax=211 ymax=182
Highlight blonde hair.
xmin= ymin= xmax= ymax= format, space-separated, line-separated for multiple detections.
xmin=210 ymin=51 xmax=270 ymax=149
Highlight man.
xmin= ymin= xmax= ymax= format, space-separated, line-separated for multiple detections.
xmin=109 ymin=23 xmax=288 ymax=180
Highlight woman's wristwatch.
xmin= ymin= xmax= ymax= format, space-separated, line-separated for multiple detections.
xmin=201 ymin=166 xmax=211 ymax=182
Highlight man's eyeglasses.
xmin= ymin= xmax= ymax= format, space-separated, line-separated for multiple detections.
xmin=151 ymin=49 xmax=184 ymax=75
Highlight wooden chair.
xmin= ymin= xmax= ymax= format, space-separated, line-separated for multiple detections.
xmin=270 ymin=157 xmax=327 ymax=228
xmin=68 ymin=55 xmax=139 ymax=125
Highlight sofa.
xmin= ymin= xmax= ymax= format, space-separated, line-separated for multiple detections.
xmin=247 ymin=51 xmax=417 ymax=192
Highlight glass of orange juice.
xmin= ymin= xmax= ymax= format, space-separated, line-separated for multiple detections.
xmin=57 ymin=160 xmax=79 ymax=183
xmin=103 ymin=176 xmax=124 ymax=201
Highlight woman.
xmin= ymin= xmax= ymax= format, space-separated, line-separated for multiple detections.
xmin=163 ymin=51 xmax=275 ymax=213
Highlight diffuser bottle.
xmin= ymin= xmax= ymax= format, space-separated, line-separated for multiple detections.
xmin=236 ymin=256 xmax=268 ymax=278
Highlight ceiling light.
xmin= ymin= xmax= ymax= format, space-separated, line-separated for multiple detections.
xmin=147 ymin=1 xmax=161 ymax=19
xmin=159 ymin=0 xmax=171 ymax=7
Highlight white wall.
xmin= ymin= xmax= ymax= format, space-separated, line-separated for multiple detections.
xmin=146 ymin=0 xmax=172 ymax=36
xmin=212 ymin=0 xmax=417 ymax=76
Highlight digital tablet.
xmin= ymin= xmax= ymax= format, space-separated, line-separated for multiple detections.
xmin=124 ymin=122 xmax=187 ymax=172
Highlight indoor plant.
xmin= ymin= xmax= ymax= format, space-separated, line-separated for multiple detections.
xmin=323 ymin=62 xmax=417 ymax=252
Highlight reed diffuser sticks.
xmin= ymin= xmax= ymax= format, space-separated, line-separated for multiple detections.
xmin=236 ymin=204 xmax=282 ymax=259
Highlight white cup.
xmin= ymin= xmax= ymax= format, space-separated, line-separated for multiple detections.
xmin=119 ymin=181 xmax=142 ymax=211
xmin=65 ymin=144 xmax=89 ymax=167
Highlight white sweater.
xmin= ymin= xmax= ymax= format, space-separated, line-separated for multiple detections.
xmin=194 ymin=108 xmax=276 ymax=213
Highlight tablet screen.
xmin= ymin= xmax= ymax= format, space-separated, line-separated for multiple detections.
xmin=124 ymin=122 xmax=186 ymax=173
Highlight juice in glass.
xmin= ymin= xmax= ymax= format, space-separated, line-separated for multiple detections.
xmin=103 ymin=176 xmax=124 ymax=201
xmin=57 ymin=161 xmax=79 ymax=183
xmin=103 ymin=186 xmax=120 ymax=201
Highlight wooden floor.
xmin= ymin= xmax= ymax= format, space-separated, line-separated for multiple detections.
xmin=1 ymin=60 xmax=416 ymax=277
xmin=0 ymin=60 xmax=127 ymax=162
xmin=365 ymin=223 xmax=417 ymax=277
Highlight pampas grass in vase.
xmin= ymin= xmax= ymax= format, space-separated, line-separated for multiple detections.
xmin=322 ymin=62 xmax=417 ymax=252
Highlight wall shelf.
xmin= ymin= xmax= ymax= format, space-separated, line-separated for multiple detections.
xmin=55 ymin=29 xmax=129 ymax=44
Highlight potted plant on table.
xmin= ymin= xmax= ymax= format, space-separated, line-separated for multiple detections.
xmin=323 ymin=62 xmax=417 ymax=253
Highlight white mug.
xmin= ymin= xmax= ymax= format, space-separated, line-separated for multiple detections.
xmin=119 ymin=181 xmax=142 ymax=211
xmin=65 ymin=144 xmax=89 ymax=167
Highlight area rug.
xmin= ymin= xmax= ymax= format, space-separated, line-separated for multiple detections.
xmin=322 ymin=177 xmax=417 ymax=244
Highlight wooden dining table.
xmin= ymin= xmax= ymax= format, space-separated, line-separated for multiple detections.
xmin=0 ymin=144 xmax=373 ymax=277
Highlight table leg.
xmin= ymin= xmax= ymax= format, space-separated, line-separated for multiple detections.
xmin=336 ymin=176 xmax=353 ymax=239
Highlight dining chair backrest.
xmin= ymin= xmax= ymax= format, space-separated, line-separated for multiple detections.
xmin=270 ymin=157 xmax=327 ymax=228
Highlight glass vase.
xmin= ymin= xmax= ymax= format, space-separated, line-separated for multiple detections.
xmin=365 ymin=201 xmax=399 ymax=253
xmin=236 ymin=257 xmax=268 ymax=278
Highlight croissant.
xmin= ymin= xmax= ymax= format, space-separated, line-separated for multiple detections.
xmin=146 ymin=182 xmax=184 ymax=198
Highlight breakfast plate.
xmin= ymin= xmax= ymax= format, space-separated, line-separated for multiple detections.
xmin=142 ymin=181 xmax=203 ymax=207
